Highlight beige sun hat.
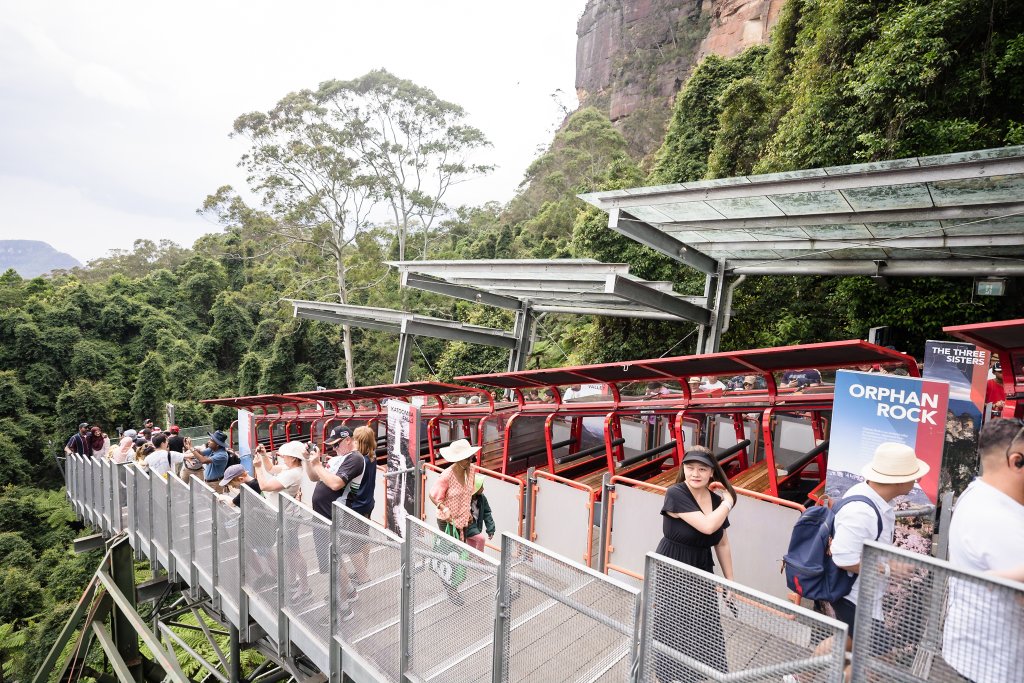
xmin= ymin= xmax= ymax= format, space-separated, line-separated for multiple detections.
xmin=861 ymin=442 xmax=930 ymax=484
xmin=276 ymin=441 xmax=307 ymax=460
xmin=439 ymin=439 xmax=481 ymax=462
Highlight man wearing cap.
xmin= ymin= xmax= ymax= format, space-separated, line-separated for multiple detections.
xmin=65 ymin=423 xmax=91 ymax=457
xmin=942 ymin=418 xmax=1024 ymax=683
xmin=830 ymin=442 xmax=930 ymax=647
xmin=166 ymin=426 xmax=185 ymax=455
xmin=186 ymin=431 xmax=231 ymax=491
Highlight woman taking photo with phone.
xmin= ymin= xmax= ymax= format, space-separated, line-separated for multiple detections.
xmin=653 ymin=445 xmax=737 ymax=683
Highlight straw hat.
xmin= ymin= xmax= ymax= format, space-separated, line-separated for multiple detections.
xmin=439 ymin=439 xmax=480 ymax=462
xmin=861 ymin=442 xmax=930 ymax=484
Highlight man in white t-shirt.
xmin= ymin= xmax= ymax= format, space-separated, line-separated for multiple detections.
xmin=144 ymin=433 xmax=185 ymax=478
xmin=943 ymin=418 xmax=1024 ymax=683
xmin=830 ymin=443 xmax=930 ymax=650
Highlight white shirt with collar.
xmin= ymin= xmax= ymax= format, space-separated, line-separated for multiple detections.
xmin=829 ymin=482 xmax=896 ymax=619
xmin=942 ymin=478 xmax=1024 ymax=683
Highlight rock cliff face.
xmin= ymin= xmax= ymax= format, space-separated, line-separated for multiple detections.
xmin=575 ymin=0 xmax=784 ymax=155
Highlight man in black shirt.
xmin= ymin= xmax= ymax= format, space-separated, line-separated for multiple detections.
xmin=64 ymin=423 xmax=91 ymax=457
xmin=166 ymin=425 xmax=185 ymax=454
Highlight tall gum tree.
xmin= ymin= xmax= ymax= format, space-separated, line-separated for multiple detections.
xmin=231 ymin=89 xmax=382 ymax=388
xmin=315 ymin=69 xmax=493 ymax=261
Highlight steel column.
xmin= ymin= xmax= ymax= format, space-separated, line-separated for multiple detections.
xmin=394 ymin=332 xmax=413 ymax=384
xmin=703 ymin=259 xmax=728 ymax=354
xmin=507 ymin=302 xmax=534 ymax=372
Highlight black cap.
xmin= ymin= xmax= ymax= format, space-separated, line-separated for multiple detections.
xmin=79 ymin=422 xmax=90 ymax=429
xmin=325 ymin=425 xmax=353 ymax=445
xmin=681 ymin=450 xmax=715 ymax=468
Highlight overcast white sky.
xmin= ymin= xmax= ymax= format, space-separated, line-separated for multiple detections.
xmin=0 ymin=1 xmax=584 ymax=263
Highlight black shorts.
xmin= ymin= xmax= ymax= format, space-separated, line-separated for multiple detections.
xmin=832 ymin=598 xmax=896 ymax=654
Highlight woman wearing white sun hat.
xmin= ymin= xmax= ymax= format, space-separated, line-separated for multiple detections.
xmin=428 ymin=439 xmax=481 ymax=540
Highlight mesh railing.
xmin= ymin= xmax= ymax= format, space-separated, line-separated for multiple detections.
xmin=404 ymin=517 xmax=499 ymax=683
xmin=852 ymin=541 xmax=1024 ymax=683
xmin=151 ymin=474 xmax=170 ymax=570
xmin=241 ymin=485 xmax=280 ymax=642
xmin=497 ymin=534 xmax=640 ymax=682
xmin=103 ymin=460 xmax=116 ymax=534
xmin=135 ymin=471 xmax=152 ymax=560
xmin=216 ymin=497 xmax=242 ymax=628
xmin=637 ymin=552 xmax=847 ymax=683
xmin=191 ymin=480 xmax=216 ymax=596
xmin=333 ymin=504 xmax=404 ymax=682
xmin=125 ymin=466 xmax=137 ymax=550
xmin=281 ymin=495 xmax=331 ymax=671
xmin=168 ymin=476 xmax=192 ymax=584
xmin=90 ymin=458 xmax=102 ymax=528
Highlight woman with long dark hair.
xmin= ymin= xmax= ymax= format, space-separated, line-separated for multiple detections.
xmin=653 ymin=445 xmax=737 ymax=683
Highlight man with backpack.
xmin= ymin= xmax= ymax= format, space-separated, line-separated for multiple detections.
xmin=831 ymin=442 xmax=929 ymax=645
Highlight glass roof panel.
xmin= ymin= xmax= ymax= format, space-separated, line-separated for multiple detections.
xmin=841 ymin=183 xmax=933 ymax=211
xmin=655 ymin=201 xmax=725 ymax=221
xmin=705 ymin=196 xmax=787 ymax=219
xmin=770 ymin=190 xmax=854 ymax=215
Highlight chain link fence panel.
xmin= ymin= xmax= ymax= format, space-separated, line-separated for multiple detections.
xmin=151 ymin=473 xmax=170 ymax=570
xmin=405 ymin=516 xmax=499 ymax=683
xmin=333 ymin=503 xmax=404 ymax=683
xmin=125 ymin=466 xmax=137 ymax=550
xmin=852 ymin=541 xmax=1024 ymax=683
xmin=216 ymin=495 xmax=242 ymax=628
xmin=638 ymin=552 xmax=847 ymax=683
xmin=241 ymin=485 xmax=280 ymax=643
xmin=169 ymin=476 xmax=192 ymax=584
xmin=191 ymin=479 xmax=216 ymax=596
xmin=280 ymin=496 xmax=330 ymax=672
xmin=497 ymin=534 xmax=641 ymax=682
xmin=135 ymin=470 xmax=152 ymax=561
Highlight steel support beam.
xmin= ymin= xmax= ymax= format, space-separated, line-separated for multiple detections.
xmin=609 ymin=208 xmax=718 ymax=275
xmin=703 ymin=260 xmax=729 ymax=354
xmin=400 ymin=318 xmax=517 ymax=349
xmin=388 ymin=259 xmax=631 ymax=278
xmin=660 ymin=200 xmax=1024 ymax=232
xmin=727 ymin=258 xmax=1024 ymax=276
xmin=394 ymin=333 xmax=413 ymax=384
xmin=110 ymin=539 xmax=143 ymax=682
xmin=400 ymin=271 xmax=522 ymax=310
xmin=531 ymin=305 xmax=685 ymax=321
xmin=669 ymin=232 xmax=1024 ymax=254
xmin=293 ymin=310 xmax=402 ymax=333
xmin=507 ymin=303 xmax=534 ymax=372
xmin=605 ymin=274 xmax=711 ymax=325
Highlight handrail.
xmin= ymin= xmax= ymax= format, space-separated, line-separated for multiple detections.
xmin=617 ymin=440 xmax=677 ymax=469
xmin=555 ymin=438 xmax=624 ymax=465
xmin=508 ymin=437 xmax=574 ymax=463
xmin=777 ymin=439 xmax=830 ymax=477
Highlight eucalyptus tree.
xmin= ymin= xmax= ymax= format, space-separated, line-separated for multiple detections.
xmin=232 ymin=89 xmax=382 ymax=388
xmin=315 ymin=69 xmax=493 ymax=261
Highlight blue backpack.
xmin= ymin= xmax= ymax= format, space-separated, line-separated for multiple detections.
xmin=782 ymin=495 xmax=883 ymax=602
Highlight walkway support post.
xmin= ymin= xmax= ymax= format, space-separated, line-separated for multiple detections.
xmin=394 ymin=332 xmax=413 ymax=384
xmin=110 ymin=538 xmax=143 ymax=682
xmin=508 ymin=301 xmax=533 ymax=372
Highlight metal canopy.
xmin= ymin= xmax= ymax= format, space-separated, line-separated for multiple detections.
xmin=580 ymin=145 xmax=1024 ymax=276
xmin=459 ymin=339 xmax=914 ymax=388
xmin=388 ymin=259 xmax=711 ymax=324
xmin=944 ymin=318 xmax=1024 ymax=353
xmin=288 ymin=300 xmax=518 ymax=349
xmin=200 ymin=394 xmax=296 ymax=410
xmin=286 ymin=381 xmax=476 ymax=403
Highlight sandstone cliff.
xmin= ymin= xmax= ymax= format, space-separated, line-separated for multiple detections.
xmin=575 ymin=0 xmax=784 ymax=155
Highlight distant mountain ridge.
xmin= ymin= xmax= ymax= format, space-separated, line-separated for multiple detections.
xmin=0 ymin=240 xmax=80 ymax=278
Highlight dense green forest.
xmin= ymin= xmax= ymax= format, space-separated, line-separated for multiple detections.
xmin=2 ymin=0 xmax=1024 ymax=677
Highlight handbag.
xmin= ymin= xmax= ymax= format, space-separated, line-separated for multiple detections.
xmin=430 ymin=522 xmax=469 ymax=589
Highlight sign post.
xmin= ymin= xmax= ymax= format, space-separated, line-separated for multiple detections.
xmin=385 ymin=400 xmax=419 ymax=537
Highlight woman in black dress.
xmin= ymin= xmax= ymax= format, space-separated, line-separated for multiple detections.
xmin=653 ymin=446 xmax=737 ymax=683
